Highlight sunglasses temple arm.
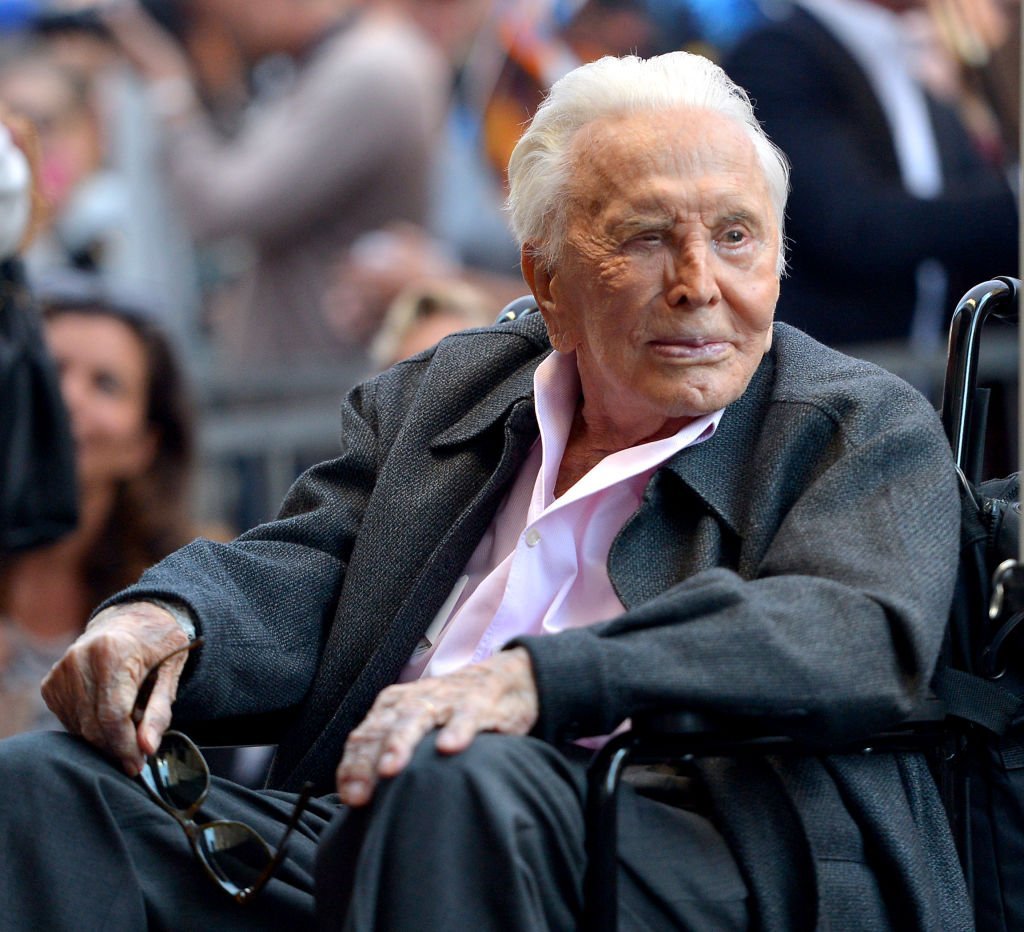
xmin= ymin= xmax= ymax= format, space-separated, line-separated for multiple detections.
xmin=237 ymin=782 xmax=316 ymax=905
xmin=131 ymin=637 xmax=206 ymax=727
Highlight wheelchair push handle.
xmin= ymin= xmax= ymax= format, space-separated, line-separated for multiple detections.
xmin=940 ymin=276 xmax=1019 ymax=479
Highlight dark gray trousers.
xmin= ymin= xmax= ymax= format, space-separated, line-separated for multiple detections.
xmin=0 ymin=730 xmax=748 ymax=930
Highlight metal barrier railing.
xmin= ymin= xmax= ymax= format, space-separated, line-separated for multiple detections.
xmin=191 ymin=331 xmax=1020 ymax=534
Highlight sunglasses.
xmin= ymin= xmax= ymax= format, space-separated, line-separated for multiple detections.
xmin=131 ymin=638 xmax=313 ymax=904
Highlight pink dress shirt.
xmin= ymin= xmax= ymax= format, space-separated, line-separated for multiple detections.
xmin=399 ymin=350 xmax=721 ymax=683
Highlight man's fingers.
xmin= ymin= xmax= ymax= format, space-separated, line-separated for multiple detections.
xmin=375 ymin=710 xmax=439 ymax=776
xmin=40 ymin=659 xmax=87 ymax=735
xmin=337 ymin=653 xmax=539 ymax=805
xmin=95 ymin=653 xmax=151 ymax=772
xmin=135 ymin=645 xmax=189 ymax=752
xmin=336 ymin=699 xmax=442 ymax=805
xmin=135 ymin=666 xmax=178 ymax=757
xmin=336 ymin=727 xmax=384 ymax=806
xmin=435 ymin=709 xmax=485 ymax=754
xmin=40 ymin=602 xmax=191 ymax=771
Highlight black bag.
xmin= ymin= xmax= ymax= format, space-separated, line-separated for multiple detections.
xmin=930 ymin=277 xmax=1024 ymax=931
xmin=934 ymin=473 xmax=1024 ymax=932
xmin=0 ymin=256 xmax=77 ymax=551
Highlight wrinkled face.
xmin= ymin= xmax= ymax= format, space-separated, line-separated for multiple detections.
xmin=525 ymin=107 xmax=780 ymax=440
xmin=45 ymin=313 xmax=156 ymax=491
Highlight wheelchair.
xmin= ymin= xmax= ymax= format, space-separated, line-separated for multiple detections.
xmin=576 ymin=277 xmax=1022 ymax=932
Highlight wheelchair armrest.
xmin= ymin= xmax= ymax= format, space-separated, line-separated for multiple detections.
xmin=628 ymin=693 xmax=947 ymax=754
xmin=581 ymin=696 xmax=946 ymax=932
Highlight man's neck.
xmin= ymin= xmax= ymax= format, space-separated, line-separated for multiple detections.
xmin=554 ymin=405 xmax=693 ymax=498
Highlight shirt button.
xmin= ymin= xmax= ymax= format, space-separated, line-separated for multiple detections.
xmin=525 ymin=528 xmax=541 ymax=547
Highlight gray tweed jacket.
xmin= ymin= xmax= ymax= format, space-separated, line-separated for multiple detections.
xmin=110 ymin=313 xmax=969 ymax=930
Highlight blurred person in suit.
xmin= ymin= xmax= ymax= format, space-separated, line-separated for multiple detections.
xmin=724 ymin=0 xmax=1018 ymax=349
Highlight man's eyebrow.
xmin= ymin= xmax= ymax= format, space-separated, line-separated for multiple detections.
xmin=607 ymin=212 xmax=674 ymax=235
xmin=718 ymin=208 xmax=768 ymax=231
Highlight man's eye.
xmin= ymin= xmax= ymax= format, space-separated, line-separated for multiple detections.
xmin=716 ymin=228 xmax=748 ymax=249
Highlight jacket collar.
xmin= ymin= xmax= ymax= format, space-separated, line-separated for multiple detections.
xmin=432 ymin=319 xmax=776 ymax=535
xmin=431 ymin=323 xmax=552 ymax=449
xmin=660 ymin=349 xmax=776 ymax=535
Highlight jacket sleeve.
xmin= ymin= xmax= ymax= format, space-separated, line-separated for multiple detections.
xmin=515 ymin=398 xmax=961 ymax=746
xmin=97 ymin=376 xmax=386 ymax=729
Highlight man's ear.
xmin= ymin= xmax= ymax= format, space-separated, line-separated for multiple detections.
xmin=521 ymin=245 xmax=576 ymax=351
xmin=520 ymin=245 xmax=556 ymax=316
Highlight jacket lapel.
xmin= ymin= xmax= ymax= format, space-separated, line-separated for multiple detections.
xmin=276 ymin=341 xmax=546 ymax=790
xmin=662 ymin=348 xmax=774 ymax=531
xmin=610 ymin=350 xmax=775 ymax=607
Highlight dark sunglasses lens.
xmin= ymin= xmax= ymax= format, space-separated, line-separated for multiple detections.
xmin=197 ymin=821 xmax=274 ymax=895
xmin=140 ymin=732 xmax=208 ymax=812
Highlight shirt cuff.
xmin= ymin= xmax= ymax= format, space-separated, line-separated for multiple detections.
xmin=148 ymin=598 xmax=198 ymax=642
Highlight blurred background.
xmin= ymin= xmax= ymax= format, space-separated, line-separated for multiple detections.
xmin=0 ymin=0 xmax=1018 ymax=532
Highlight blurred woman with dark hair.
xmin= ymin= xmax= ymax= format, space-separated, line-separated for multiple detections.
xmin=0 ymin=293 xmax=198 ymax=737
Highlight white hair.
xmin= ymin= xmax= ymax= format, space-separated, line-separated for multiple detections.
xmin=506 ymin=51 xmax=790 ymax=274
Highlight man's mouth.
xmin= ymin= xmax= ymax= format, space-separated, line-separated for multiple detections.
xmin=648 ymin=337 xmax=730 ymax=359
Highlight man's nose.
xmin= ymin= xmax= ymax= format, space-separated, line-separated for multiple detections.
xmin=665 ymin=244 xmax=720 ymax=308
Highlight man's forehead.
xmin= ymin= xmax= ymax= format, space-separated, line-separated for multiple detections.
xmin=571 ymin=108 xmax=759 ymax=175
xmin=566 ymin=108 xmax=771 ymax=215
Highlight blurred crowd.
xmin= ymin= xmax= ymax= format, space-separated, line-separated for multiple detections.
xmin=0 ymin=0 xmax=1017 ymax=371
xmin=0 ymin=0 xmax=1020 ymax=742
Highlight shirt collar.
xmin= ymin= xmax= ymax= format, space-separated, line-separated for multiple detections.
xmin=532 ymin=349 xmax=723 ymax=495
xmin=796 ymin=0 xmax=907 ymax=67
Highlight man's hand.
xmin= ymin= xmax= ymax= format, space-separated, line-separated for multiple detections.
xmin=41 ymin=602 xmax=191 ymax=776
xmin=336 ymin=647 xmax=539 ymax=806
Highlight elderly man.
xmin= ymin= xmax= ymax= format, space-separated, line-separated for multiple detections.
xmin=0 ymin=52 xmax=966 ymax=930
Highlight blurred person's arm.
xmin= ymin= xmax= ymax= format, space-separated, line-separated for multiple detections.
xmin=325 ymin=223 xmax=528 ymax=345
xmin=0 ymin=111 xmax=78 ymax=554
xmin=101 ymin=1 xmax=449 ymax=243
